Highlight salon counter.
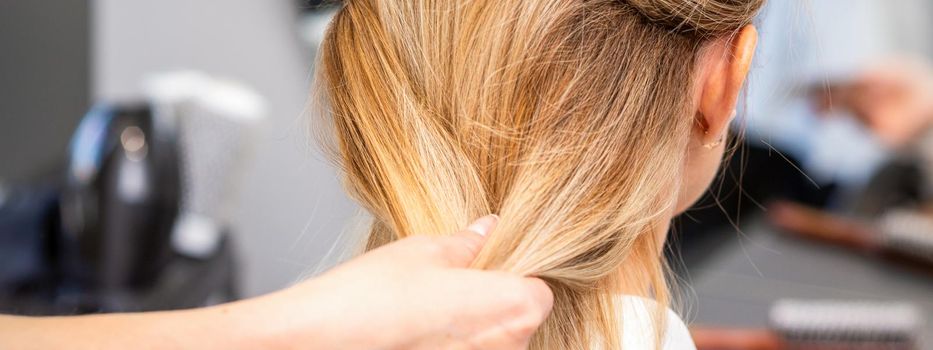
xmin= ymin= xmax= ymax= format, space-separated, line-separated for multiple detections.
xmin=688 ymin=220 xmax=933 ymax=346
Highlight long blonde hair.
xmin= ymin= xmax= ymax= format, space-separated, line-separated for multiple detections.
xmin=317 ymin=0 xmax=763 ymax=348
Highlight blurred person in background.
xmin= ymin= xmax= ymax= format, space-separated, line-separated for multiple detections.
xmin=754 ymin=0 xmax=933 ymax=264
xmin=767 ymin=56 xmax=933 ymax=267
xmin=683 ymin=1 xmax=933 ymax=348
xmin=674 ymin=0 xmax=933 ymax=249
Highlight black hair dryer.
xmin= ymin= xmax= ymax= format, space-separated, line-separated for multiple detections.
xmin=60 ymin=103 xmax=180 ymax=303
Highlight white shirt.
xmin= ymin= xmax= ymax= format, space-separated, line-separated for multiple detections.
xmin=618 ymin=296 xmax=696 ymax=350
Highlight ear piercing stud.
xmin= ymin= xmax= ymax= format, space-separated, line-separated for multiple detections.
xmin=702 ymin=131 xmax=725 ymax=149
xmin=700 ymin=110 xmax=735 ymax=149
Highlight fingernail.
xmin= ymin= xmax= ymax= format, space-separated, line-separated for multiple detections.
xmin=466 ymin=214 xmax=499 ymax=236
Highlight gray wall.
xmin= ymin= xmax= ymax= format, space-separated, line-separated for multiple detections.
xmin=93 ymin=0 xmax=359 ymax=297
xmin=0 ymin=1 xmax=89 ymax=182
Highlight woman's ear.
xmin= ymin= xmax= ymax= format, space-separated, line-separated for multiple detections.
xmin=696 ymin=25 xmax=758 ymax=145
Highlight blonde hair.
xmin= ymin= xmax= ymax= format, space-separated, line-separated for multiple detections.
xmin=317 ymin=0 xmax=763 ymax=348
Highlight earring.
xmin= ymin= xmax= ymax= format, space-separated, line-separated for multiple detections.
xmin=702 ymin=130 xmax=725 ymax=149
xmin=700 ymin=110 xmax=735 ymax=149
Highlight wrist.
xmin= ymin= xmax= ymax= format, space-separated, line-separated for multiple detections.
xmin=220 ymin=280 xmax=344 ymax=350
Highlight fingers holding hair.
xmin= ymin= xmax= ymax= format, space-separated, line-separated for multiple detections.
xmin=435 ymin=215 xmax=499 ymax=268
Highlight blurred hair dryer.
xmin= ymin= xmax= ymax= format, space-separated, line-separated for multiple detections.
xmin=60 ymin=103 xmax=181 ymax=293
xmin=60 ymin=71 xmax=265 ymax=304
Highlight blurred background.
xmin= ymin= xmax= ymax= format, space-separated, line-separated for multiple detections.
xmin=0 ymin=1 xmax=931 ymax=349
xmin=0 ymin=0 xmax=356 ymax=307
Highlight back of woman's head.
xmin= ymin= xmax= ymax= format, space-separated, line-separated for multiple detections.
xmin=317 ymin=0 xmax=764 ymax=348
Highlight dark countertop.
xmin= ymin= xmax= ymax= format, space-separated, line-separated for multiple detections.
xmin=685 ymin=219 xmax=933 ymax=346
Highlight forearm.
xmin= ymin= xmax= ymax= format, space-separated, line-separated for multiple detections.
xmin=0 ymin=301 xmax=280 ymax=350
xmin=0 ymin=217 xmax=547 ymax=350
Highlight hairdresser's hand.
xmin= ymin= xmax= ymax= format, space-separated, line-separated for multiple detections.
xmin=812 ymin=56 xmax=933 ymax=147
xmin=0 ymin=216 xmax=551 ymax=350
xmin=251 ymin=215 xmax=554 ymax=350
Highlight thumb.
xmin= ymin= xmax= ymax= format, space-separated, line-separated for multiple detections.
xmin=435 ymin=215 xmax=498 ymax=267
